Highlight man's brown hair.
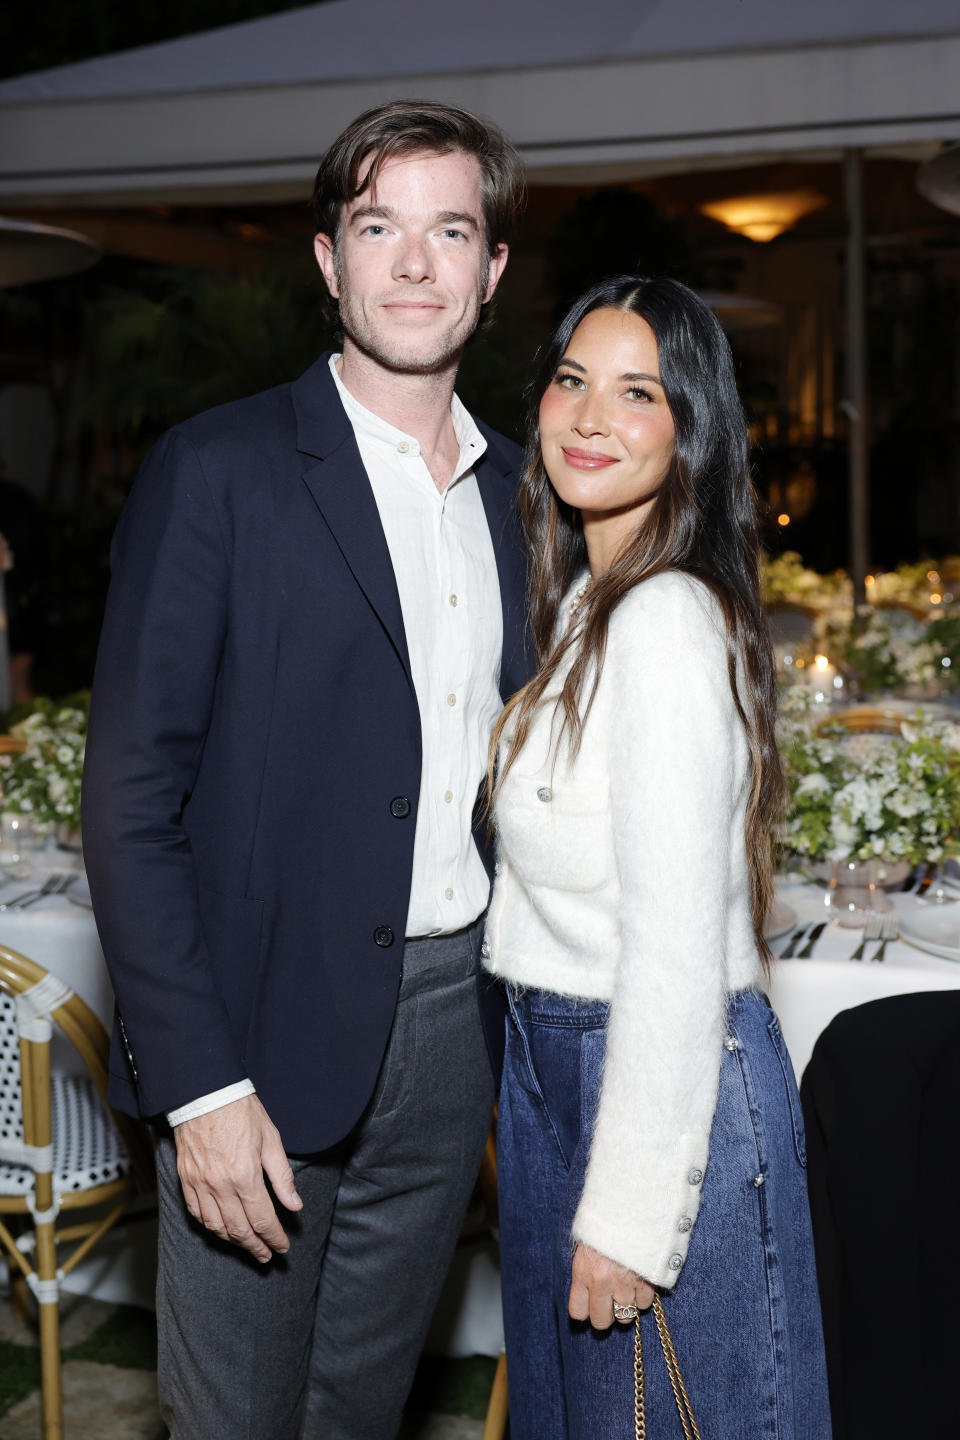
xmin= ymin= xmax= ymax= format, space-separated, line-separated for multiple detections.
xmin=312 ymin=98 xmax=525 ymax=253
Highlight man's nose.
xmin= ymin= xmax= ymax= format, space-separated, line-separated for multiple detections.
xmin=393 ymin=234 xmax=434 ymax=283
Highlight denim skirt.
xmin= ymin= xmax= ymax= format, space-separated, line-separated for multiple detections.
xmin=497 ymin=985 xmax=832 ymax=1439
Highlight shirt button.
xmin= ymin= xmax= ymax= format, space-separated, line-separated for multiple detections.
xmin=668 ymin=1253 xmax=684 ymax=1271
xmin=688 ymin=1168 xmax=703 ymax=1186
xmin=397 ymin=440 xmax=411 ymax=454
xmin=449 ymin=594 xmax=458 ymax=607
xmin=724 ymin=1036 xmax=739 ymax=1051
xmin=447 ymin=693 xmax=457 ymax=707
xmin=537 ymin=787 xmax=552 ymax=803
xmin=753 ymin=1172 xmax=766 ymax=1188
xmin=389 ymin=796 xmax=411 ymax=819
xmin=677 ymin=1216 xmax=692 ymax=1233
xmin=444 ymin=790 xmax=453 ymax=804
xmin=481 ymin=940 xmax=491 ymax=958
xmin=444 ymin=887 xmax=454 ymax=900
xmin=494 ymin=861 xmax=502 ymax=876
xmin=373 ymin=926 xmax=395 ymax=948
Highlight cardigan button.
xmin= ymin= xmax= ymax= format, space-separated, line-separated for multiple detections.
xmin=668 ymin=1253 xmax=684 ymax=1271
xmin=677 ymin=1216 xmax=692 ymax=1233
xmin=481 ymin=940 xmax=491 ymax=958
xmin=537 ymin=787 xmax=552 ymax=803
xmin=687 ymin=1168 xmax=703 ymax=1186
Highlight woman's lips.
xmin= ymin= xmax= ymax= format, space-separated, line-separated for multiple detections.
xmin=560 ymin=447 xmax=618 ymax=470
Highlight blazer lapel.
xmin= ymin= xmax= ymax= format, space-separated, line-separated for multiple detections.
xmin=292 ymin=357 xmax=412 ymax=686
xmin=473 ymin=432 xmax=531 ymax=702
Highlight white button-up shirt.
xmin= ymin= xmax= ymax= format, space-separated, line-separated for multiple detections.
xmin=329 ymin=355 xmax=504 ymax=936
xmin=167 ymin=356 xmax=506 ymax=1126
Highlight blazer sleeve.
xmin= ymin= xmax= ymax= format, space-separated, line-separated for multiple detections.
xmin=570 ymin=577 xmax=741 ymax=1289
xmin=82 ymin=428 xmax=246 ymax=1116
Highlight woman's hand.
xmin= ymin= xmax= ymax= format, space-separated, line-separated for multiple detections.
xmin=568 ymin=1242 xmax=655 ymax=1328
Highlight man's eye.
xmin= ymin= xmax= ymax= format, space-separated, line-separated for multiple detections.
xmin=442 ymin=229 xmax=466 ymax=241
xmin=363 ymin=225 xmax=386 ymax=236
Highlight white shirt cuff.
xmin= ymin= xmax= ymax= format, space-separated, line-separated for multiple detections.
xmin=166 ymin=1079 xmax=256 ymax=1127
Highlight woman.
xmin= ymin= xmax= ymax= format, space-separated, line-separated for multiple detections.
xmin=484 ymin=277 xmax=830 ymax=1437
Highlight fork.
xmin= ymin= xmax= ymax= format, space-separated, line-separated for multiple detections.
xmin=870 ymin=911 xmax=899 ymax=962
xmin=796 ymin=921 xmax=827 ymax=959
xmin=848 ymin=911 xmax=882 ymax=960
xmin=778 ymin=924 xmax=812 ymax=959
xmin=0 ymin=872 xmax=71 ymax=913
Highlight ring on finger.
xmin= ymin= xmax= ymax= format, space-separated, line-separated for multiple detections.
xmin=612 ymin=1301 xmax=639 ymax=1322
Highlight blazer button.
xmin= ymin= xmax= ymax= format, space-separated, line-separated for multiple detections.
xmin=374 ymin=925 xmax=395 ymax=948
xmin=389 ymin=796 xmax=411 ymax=819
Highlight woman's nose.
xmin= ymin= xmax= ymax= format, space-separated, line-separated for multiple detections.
xmin=572 ymin=397 xmax=609 ymax=438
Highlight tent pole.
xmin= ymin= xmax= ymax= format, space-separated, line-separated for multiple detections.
xmin=843 ymin=147 xmax=869 ymax=609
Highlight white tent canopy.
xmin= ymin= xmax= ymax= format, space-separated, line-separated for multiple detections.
xmin=1 ymin=0 xmax=959 ymax=206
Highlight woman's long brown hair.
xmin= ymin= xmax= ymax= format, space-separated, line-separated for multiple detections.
xmin=490 ymin=276 xmax=785 ymax=969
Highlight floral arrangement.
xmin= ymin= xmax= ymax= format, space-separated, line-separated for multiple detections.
xmin=761 ymin=551 xmax=849 ymax=610
xmin=812 ymin=605 xmax=948 ymax=697
xmin=778 ymin=687 xmax=960 ymax=865
xmin=0 ymin=697 xmax=88 ymax=832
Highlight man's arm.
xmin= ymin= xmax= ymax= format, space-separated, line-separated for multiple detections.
xmin=83 ymin=428 xmax=300 ymax=1254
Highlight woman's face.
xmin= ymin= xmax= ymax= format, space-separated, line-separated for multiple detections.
xmin=538 ymin=307 xmax=676 ymax=561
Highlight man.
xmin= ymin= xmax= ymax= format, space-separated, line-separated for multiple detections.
xmin=82 ymin=100 xmax=528 ymax=1438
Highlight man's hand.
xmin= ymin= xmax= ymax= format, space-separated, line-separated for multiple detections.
xmin=174 ymin=1095 xmax=302 ymax=1262
xmin=568 ymin=1241 xmax=655 ymax=1328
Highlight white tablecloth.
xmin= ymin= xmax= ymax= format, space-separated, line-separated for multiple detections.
xmin=768 ymin=875 xmax=960 ymax=1079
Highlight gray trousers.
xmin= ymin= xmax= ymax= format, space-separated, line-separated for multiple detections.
xmin=155 ymin=922 xmax=495 ymax=1440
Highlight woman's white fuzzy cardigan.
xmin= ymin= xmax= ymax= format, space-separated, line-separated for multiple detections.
xmin=484 ymin=571 xmax=764 ymax=1289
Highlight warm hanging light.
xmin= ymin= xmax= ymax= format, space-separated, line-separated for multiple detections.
xmin=699 ymin=189 xmax=828 ymax=243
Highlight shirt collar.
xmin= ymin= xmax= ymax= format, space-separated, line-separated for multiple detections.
xmin=328 ymin=353 xmax=487 ymax=482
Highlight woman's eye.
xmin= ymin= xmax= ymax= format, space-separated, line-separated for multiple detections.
xmin=628 ymin=387 xmax=654 ymax=403
xmin=555 ymin=373 xmax=583 ymax=390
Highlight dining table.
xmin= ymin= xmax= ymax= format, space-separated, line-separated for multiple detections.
xmin=3 ymin=852 xmax=959 ymax=1354
xmin=768 ymin=871 xmax=960 ymax=1079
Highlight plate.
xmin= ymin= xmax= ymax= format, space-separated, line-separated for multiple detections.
xmin=765 ymin=898 xmax=797 ymax=943
xmin=897 ymin=905 xmax=960 ymax=962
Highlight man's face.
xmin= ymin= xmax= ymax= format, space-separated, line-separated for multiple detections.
xmin=314 ymin=149 xmax=508 ymax=376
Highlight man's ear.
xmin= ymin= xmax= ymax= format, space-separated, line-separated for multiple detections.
xmin=482 ymin=242 xmax=509 ymax=305
xmin=314 ymin=233 xmax=339 ymax=298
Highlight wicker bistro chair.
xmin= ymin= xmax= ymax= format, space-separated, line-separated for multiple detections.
xmin=0 ymin=943 xmax=154 ymax=1440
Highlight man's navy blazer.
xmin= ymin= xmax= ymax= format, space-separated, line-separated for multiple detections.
xmin=82 ymin=354 xmax=530 ymax=1154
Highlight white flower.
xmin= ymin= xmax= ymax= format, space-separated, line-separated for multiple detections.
xmin=796 ymin=773 xmax=831 ymax=798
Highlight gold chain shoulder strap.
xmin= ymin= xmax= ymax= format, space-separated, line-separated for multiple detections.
xmin=634 ymin=1296 xmax=703 ymax=1440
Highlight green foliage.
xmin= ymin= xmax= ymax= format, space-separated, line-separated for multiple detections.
xmin=0 ymin=1339 xmax=41 ymax=1417
xmin=66 ymin=1304 xmax=158 ymax=1371
xmin=82 ymin=260 xmax=331 ymax=444
xmin=405 ymin=1354 xmax=499 ymax=1420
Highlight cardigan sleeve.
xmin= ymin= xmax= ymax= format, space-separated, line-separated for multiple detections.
xmin=570 ymin=574 xmax=746 ymax=1289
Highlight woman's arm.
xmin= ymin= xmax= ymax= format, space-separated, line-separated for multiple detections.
xmin=571 ymin=574 xmax=743 ymax=1290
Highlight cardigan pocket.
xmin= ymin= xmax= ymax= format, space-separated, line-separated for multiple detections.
xmin=497 ymin=774 xmax=612 ymax=894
